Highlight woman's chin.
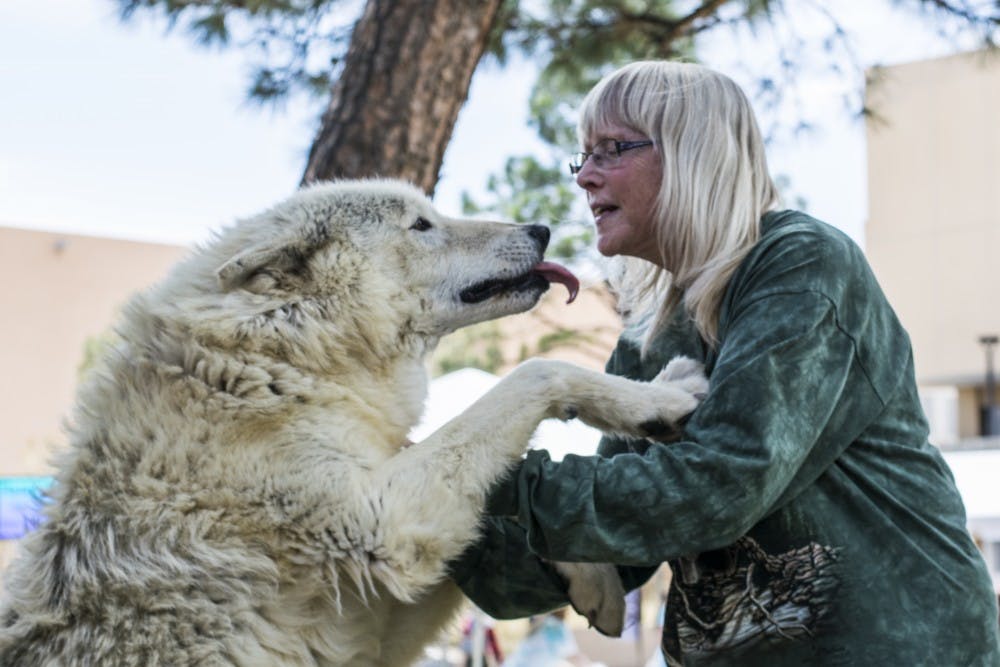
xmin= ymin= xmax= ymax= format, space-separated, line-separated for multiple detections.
xmin=596 ymin=235 xmax=621 ymax=257
xmin=596 ymin=244 xmax=618 ymax=258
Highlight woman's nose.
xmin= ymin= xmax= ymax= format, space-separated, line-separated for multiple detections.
xmin=574 ymin=158 xmax=600 ymax=190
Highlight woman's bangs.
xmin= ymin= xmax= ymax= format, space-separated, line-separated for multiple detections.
xmin=578 ymin=74 xmax=642 ymax=145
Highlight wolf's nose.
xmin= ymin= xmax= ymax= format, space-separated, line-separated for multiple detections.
xmin=525 ymin=224 xmax=550 ymax=249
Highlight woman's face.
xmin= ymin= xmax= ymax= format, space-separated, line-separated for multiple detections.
xmin=575 ymin=122 xmax=664 ymax=266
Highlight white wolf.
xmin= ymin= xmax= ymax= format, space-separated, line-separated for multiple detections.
xmin=0 ymin=179 xmax=706 ymax=666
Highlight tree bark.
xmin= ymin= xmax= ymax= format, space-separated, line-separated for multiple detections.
xmin=301 ymin=0 xmax=503 ymax=195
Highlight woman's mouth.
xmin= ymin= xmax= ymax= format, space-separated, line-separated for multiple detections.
xmin=593 ymin=204 xmax=619 ymax=221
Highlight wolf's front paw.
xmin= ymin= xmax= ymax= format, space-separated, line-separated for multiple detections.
xmin=654 ymin=356 xmax=708 ymax=399
xmin=658 ymin=355 xmax=704 ymax=383
xmin=551 ymin=562 xmax=626 ymax=637
xmin=638 ymin=356 xmax=708 ymax=439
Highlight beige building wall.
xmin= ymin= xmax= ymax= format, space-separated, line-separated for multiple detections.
xmin=865 ymin=50 xmax=1000 ymax=392
xmin=0 ymin=227 xmax=188 ymax=475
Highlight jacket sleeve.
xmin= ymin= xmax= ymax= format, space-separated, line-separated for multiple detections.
xmin=485 ymin=287 xmax=880 ymax=565
xmin=450 ymin=350 xmax=662 ymax=613
xmin=448 ymin=515 xmax=572 ymax=618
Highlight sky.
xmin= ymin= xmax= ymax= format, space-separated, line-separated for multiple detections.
xmin=0 ymin=0 xmax=987 ymax=251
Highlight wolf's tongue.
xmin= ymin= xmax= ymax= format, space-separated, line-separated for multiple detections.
xmin=532 ymin=261 xmax=580 ymax=304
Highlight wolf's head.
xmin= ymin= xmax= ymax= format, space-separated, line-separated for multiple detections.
xmin=133 ymin=179 xmax=578 ymax=373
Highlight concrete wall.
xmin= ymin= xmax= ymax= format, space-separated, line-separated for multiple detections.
xmin=0 ymin=226 xmax=188 ymax=475
xmin=865 ymin=50 xmax=1000 ymax=395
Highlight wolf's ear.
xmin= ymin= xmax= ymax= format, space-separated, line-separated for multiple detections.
xmin=216 ymin=243 xmax=304 ymax=291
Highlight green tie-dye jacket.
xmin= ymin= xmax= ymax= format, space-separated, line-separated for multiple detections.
xmin=450 ymin=210 xmax=1000 ymax=666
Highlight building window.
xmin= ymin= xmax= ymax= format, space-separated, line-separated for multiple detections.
xmin=0 ymin=476 xmax=53 ymax=540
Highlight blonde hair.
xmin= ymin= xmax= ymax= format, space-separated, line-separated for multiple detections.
xmin=578 ymin=61 xmax=780 ymax=348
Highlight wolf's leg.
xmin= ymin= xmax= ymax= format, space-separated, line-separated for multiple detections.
xmin=552 ymin=354 xmax=707 ymax=438
xmin=375 ymin=581 xmax=465 ymax=667
xmin=361 ymin=357 xmax=705 ymax=606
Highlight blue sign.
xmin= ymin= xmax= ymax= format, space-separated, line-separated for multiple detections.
xmin=0 ymin=477 xmax=53 ymax=540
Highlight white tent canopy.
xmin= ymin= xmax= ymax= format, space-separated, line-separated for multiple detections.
xmin=411 ymin=368 xmax=602 ymax=461
xmin=941 ymin=449 xmax=1000 ymax=543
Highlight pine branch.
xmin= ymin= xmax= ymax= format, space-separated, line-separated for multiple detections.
xmin=921 ymin=0 xmax=1000 ymax=26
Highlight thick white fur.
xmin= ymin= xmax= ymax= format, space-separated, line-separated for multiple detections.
xmin=0 ymin=180 xmax=707 ymax=666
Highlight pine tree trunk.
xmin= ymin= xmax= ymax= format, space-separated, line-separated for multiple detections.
xmin=301 ymin=0 xmax=503 ymax=195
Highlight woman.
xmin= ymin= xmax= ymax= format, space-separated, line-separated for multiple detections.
xmin=449 ymin=61 xmax=1000 ymax=666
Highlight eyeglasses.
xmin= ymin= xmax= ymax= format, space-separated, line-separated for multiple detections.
xmin=568 ymin=138 xmax=654 ymax=175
